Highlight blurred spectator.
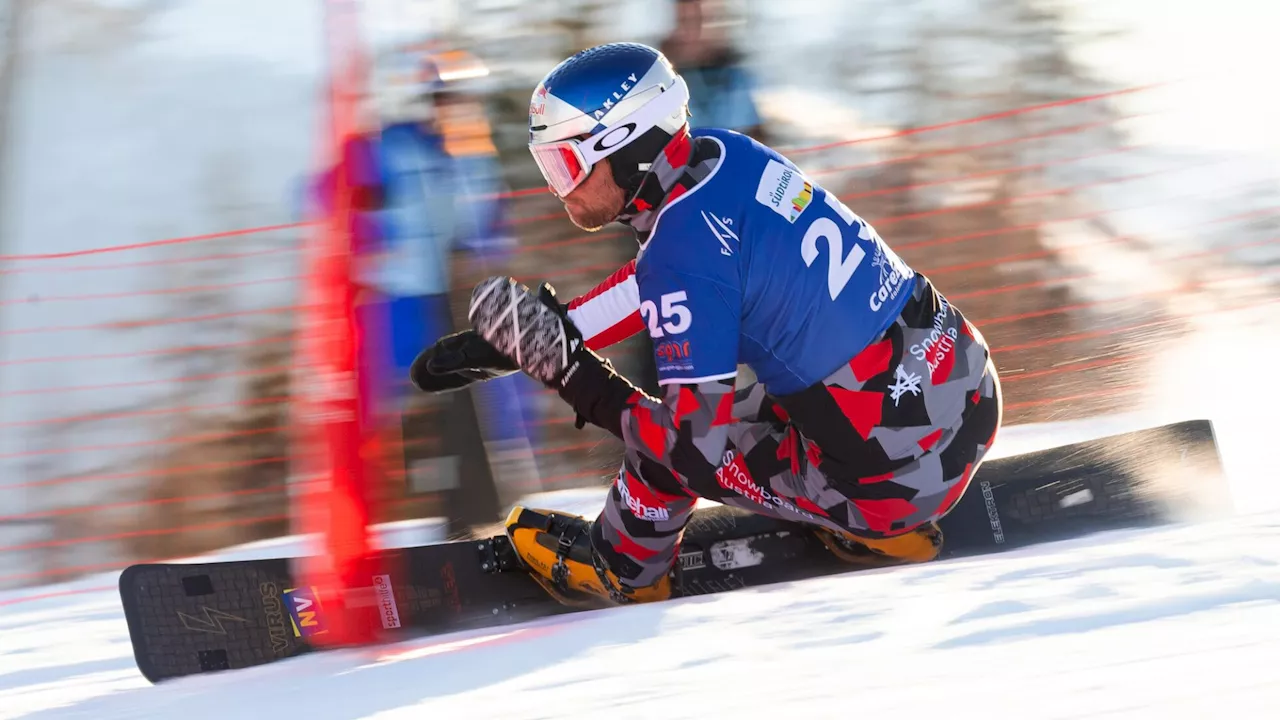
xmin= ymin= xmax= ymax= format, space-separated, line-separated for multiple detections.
xmin=661 ymin=0 xmax=768 ymax=142
xmin=360 ymin=45 xmax=464 ymax=380
xmin=419 ymin=49 xmax=546 ymax=500
xmin=302 ymin=42 xmax=542 ymax=522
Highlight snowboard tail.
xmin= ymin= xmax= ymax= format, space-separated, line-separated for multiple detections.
xmin=119 ymin=419 xmax=1228 ymax=683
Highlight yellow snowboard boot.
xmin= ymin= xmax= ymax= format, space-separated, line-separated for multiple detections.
xmin=814 ymin=521 xmax=943 ymax=567
xmin=504 ymin=506 xmax=672 ymax=608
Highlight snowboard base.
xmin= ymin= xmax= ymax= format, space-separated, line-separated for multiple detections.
xmin=119 ymin=419 xmax=1228 ymax=683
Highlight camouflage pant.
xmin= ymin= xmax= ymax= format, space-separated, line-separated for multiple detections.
xmin=592 ymin=276 xmax=1003 ymax=588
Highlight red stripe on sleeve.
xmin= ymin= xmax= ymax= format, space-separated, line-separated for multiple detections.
xmin=567 ymin=259 xmax=636 ymax=310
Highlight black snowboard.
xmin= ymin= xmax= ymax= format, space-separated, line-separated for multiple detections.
xmin=119 ymin=419 xmax=1228 ymax=683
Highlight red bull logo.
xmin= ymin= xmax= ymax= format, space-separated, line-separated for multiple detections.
xmin=530 ymin=85 xmax=548 ymax=116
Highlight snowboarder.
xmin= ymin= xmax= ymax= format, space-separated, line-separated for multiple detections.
xmin=412 ymin=42 xmax=1003 ymax=607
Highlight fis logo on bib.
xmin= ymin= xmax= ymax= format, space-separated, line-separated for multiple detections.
xmin=756 ymin=159 xmax=813 ymax=223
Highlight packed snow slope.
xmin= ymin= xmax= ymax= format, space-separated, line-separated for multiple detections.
xmin=2 ymin=416 xmax=1280 ymax=720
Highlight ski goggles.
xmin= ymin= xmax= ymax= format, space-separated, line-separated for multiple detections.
xmin=529 ymin=77 xmax=689 ymax=197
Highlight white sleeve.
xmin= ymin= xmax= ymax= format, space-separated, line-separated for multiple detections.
xmin=566 ymin=259 xmax=644 ymax=350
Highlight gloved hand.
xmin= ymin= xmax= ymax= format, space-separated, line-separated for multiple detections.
xmin=467 ymin=276 xmax=586 ymax=386
xmin=408 ymin=329 xmax=519 ymax=394
xmin=468 ymin=276 xmax=642 ymax=437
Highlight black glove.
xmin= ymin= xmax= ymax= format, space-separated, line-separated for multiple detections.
xmin=408 ymin=329 xmax=519 ymax=394
xmin=468 ymin=276 xmax=644 ymax=436
xmin=467 ymin=275 xmax=581 ymax=385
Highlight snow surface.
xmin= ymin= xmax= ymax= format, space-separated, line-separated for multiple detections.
xmin=2 ymin=414 xmax=1280 ymax=720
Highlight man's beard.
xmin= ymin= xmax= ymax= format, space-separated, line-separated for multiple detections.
xmin=565 ymin=200 xmax=619 ymax=231
xmin=563 ymin=171 xmax=626 ymax=231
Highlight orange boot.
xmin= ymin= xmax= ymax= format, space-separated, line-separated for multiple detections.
xmin=504 ymin=506 xmax=672 ymax=607
xmin=813 ymin=522 xmax=943 ymax=567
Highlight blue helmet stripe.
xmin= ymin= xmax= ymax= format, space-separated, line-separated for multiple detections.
xmin=542 ymin=43 xmax=662 ymax=119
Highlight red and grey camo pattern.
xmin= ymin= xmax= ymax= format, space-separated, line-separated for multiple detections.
xmin=593 ymin=275 xmax=1002 ymax=589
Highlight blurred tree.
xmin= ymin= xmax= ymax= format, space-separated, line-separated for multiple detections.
xmin=6 ymin=420 xmax=119 ymax=589
xmin=108 ymin=149 xmax=300 ymax=562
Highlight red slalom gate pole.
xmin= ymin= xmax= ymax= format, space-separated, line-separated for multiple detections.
xmin=290 ymin=0 xmax=389 ymax=648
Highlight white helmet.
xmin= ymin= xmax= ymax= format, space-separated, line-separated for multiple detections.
xmin=528 ymin=43 xmax=690 ymax=200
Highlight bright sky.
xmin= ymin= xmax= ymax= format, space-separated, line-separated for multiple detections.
xmin=1063 ymin=0 xmax=1280 ymax=156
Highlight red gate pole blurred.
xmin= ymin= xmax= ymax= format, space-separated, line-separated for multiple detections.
xmin=289 ymin=0 xmax=390 ymax=647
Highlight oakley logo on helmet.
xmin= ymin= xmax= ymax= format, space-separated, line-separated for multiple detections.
xmin=594 ymin=72 xmax=640 ymax=119
xmin=592 ymin=123 xmax=637 ymax=153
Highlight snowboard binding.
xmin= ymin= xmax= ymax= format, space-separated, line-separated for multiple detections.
xmin=502 ymin=506 xmax=672 ymax=608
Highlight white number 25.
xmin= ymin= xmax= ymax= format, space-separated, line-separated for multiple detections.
xmin=801 ymin=192 xmax=871 ymax=300
xmin=640 ymin=291 xmax=693 ymax=338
